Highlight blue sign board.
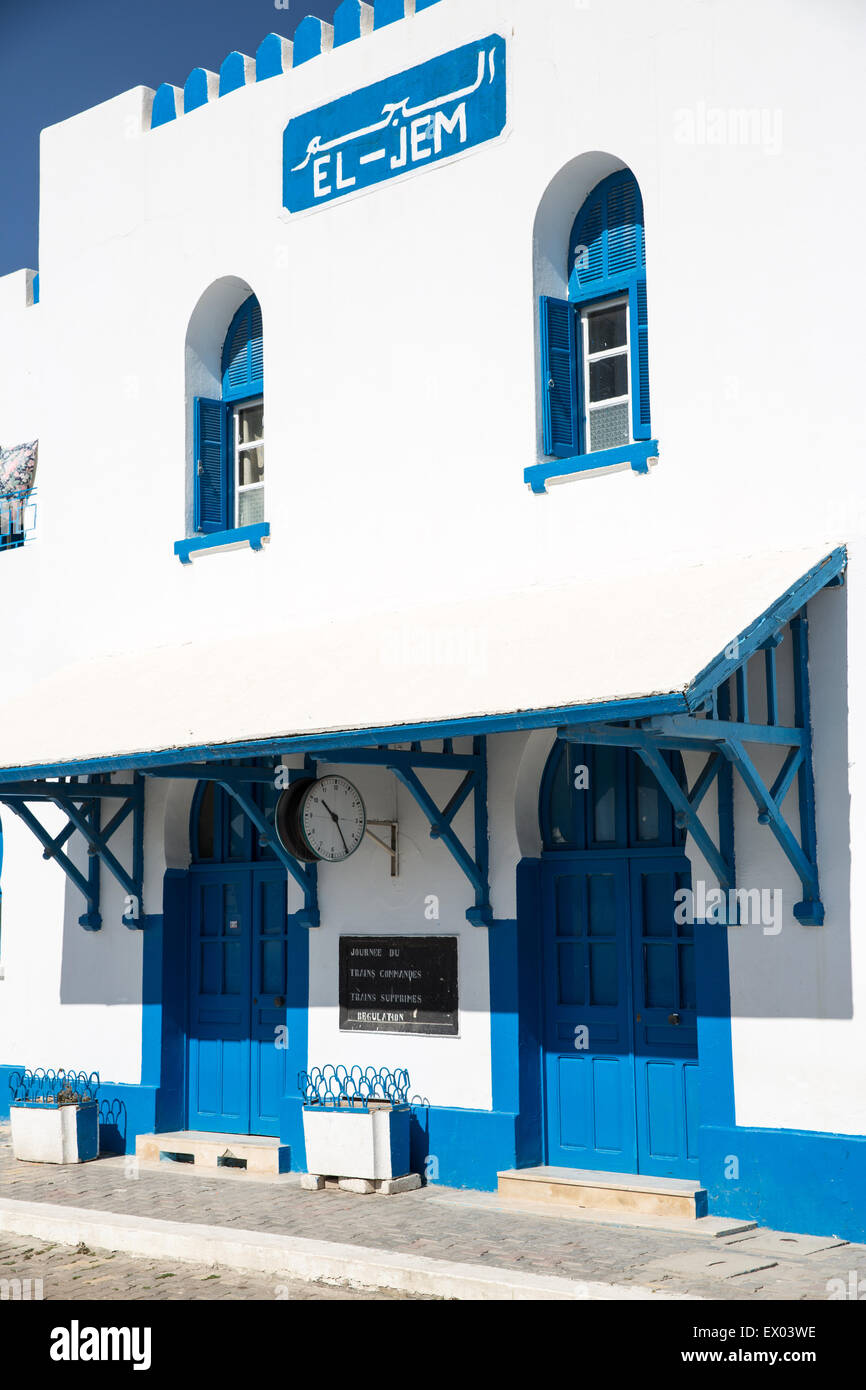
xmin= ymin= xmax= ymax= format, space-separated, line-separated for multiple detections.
xmin=283 ymin=34 xmax=507 ymax=214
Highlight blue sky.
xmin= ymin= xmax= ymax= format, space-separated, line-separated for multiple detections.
xmin=0 ymin=0 xmax=338 ymax=278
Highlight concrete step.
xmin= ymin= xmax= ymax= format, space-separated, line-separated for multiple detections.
xmin=497 ymin=1166 xmax=708 ymax=1220
xmin=135 ymin=1131 xmax=290 ymax=1177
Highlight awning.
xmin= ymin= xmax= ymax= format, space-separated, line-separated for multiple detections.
xmin=0 ymin=543 xmax=845 ymax=781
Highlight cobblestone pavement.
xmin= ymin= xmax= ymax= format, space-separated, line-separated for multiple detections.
xmin=0 ymin=1231 xmax=423 ymax=1300
xmin=0 ymin=1127 xmax=862 ymax=1300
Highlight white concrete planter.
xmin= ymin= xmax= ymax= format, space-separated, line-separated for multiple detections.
xmin=302 ymin=1102 xmax=410 ymax=1180
xmin=10 ymin=1102 xmax=99 ymax=1164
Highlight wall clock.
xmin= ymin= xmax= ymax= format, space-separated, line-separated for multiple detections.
xmin=275 ymin=775 xmax=366 ymax=863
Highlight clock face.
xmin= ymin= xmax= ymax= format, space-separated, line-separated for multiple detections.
xmin=299 ymin=776 xmax=366 ymax=862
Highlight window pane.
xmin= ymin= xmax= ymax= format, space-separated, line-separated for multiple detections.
xmin=636 ymin=759 xmax=660 ymax=841
xmin=238 ymin=445 xmax=264 ymax=487
xmin=237 ymin=403 xmax=263 ymax=444
xmin=238 ymin=487 xmax=265 ymax=527
xmin=557 ymin=942 xmax=584 ymax=1005
xmin=589 ymin=403 xmax=629 ymax=452
xmin=587 ymin=305 xmax=627 ymax=353
xmin=592 ymin=745 xmax=618 ymax=842
xmin=197 ymin=782 xmax=215 ymax=860
xmin=589 ymin=353 xmax=628 ymax=402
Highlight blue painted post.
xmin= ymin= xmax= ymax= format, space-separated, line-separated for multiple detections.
xmin=716 ymin=678 xmax=737 ymax=919
xmin=790 ymin=611 xmax=823 ymax=925
xmin=219 ymin=51 xmax=255 ymax=96
xmin=256 ymin=32 xmax=293 ymax=81
xmin=293 ymin=16 xmax=334 ymax=66
xmin=183 ymin=68 xmax=218 ymax=114
xmin=150 ymin=83 xmax=182 ymax=129
xmin=415 ymin=0 xmax=441 ymax=9
xmin=334 ymin=0 xmax=374 ymax=47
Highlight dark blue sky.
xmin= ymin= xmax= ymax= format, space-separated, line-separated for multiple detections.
xmin=0 ymin=0 xmax=338 ymax=278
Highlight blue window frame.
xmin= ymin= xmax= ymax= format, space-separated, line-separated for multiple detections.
xmin=530 ymin=170 xmax=657 ymax=492
xmin=193 ymin=295 xmax=265 ymax=536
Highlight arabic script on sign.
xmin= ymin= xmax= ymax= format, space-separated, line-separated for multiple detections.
xmin=283 ymin=34 xmax=507 ymax=213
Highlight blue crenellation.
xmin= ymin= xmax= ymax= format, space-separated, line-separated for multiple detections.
xmin=219 ymin=50 xmax=255 ymax=97
xmin=147 ymin=0 xmax=443 ymax=130
xmin=183 ymin=67 xmax=218 ymax=114
xmin=256 ymin=32 xmax=293 ymax=83
xmin=151 ymin=82 xmax=182 ymax=129
xmin=374 ymin=0 xmax=413 ymax=29
xmin=293 ymin=17 xmax=334 ymax=67
xmin=334 ymin=0 xmax=375 ymax=48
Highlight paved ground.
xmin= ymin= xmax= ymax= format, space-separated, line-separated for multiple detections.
xmin=0 ymin=1126 xmax=862 ymax=1300
xmin=0 ymin=1231 xmax=422 ymax=1300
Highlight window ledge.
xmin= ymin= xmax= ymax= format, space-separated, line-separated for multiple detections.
xmin=524 ymin=440 xmax=659 ymax=495
xmin=174 ymin=522 xmax=270 ymax=564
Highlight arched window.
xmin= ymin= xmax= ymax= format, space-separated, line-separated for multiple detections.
xmin=190 ymin=768 xmax=278 ymax=864
xmin=194 ymin=294 xmax=264 ymax=534
xmin=540 ymin=168 xmax=651 ymax=467
xmin=540 ymin=739 xmax=686 ymax=852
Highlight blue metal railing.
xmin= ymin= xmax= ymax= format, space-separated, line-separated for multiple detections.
xmin=0 ymin=488 xmax=37 ymax=549
xmin=299 ymin=1064 xmax=410 ymax=1111
xmin=9 ymin=1068 xmax=100 ymax=1107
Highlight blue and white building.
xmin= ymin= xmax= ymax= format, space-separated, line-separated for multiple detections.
xmin=0 ymin=0 xmax=864 ymax=1240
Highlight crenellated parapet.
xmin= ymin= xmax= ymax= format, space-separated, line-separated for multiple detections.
xmin=150 ymin=0 xmax=442 ymax=131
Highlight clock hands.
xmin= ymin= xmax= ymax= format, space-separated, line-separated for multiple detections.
xmin=320 ymin=797 xmax=350 ymax=856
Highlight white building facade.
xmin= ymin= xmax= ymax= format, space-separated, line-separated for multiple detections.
xmin=0 ymin=0 xmax=864 ymax=1239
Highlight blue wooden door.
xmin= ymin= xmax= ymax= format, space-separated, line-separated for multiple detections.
xmin=188 ymin=869 xmax=252 ymax=1134
xmin=541 ymin=852 xmax=697 ymax=1176
xmin=630 ymin=857 xmax=699 ymax=1177
xmin=542 ymin=856 xmax=638 ymax=1172
xmin=250 ymin=868 xmax=289 ymax=1137
xmin=188 ymin=866 xmax=288 ymax=1136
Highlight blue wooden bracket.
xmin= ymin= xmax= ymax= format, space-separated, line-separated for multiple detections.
xmin=385 ymin=738 xmax=492 ymax=926
xmin=289 ymin=739 xmax=495 ymax=925
xmin=215 ymin=773 xmax=319 ymax=928
xmin=568 ymin=598 xmax=825 ymax=925
xmin=0 ymin=775 xmax=145 ymax=929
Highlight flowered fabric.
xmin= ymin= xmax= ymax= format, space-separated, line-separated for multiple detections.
xmin=0 ymin=440 xmax=38 ymax=496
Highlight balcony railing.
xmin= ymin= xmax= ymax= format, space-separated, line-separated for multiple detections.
xmin=0 ymin=488 xmax=37 ymax=550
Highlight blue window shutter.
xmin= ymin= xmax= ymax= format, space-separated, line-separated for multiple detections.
xmin=540 ymin=296 xmax=579 ymax=458
xmin=630 ymin=277 xmax=651 ymax=440
xmin=194 ymin=397 xmax=229 ymax=533
xmin=222 ymin=295 xmax=264 ymax=401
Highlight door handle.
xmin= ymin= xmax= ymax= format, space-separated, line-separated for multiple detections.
xmin=668 ymin=1012 xmax=681 ymax=1026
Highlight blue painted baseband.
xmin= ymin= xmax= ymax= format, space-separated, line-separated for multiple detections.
xmin=174 ymin=522 xmax=270 ymax=564
xmin=701 ymin=1123 xmax=866 ymax=1244
xmin=525 ymin=440 xmax=659 ymax=494
xmin=410 ymin=1105 xmax=519 ymax=1190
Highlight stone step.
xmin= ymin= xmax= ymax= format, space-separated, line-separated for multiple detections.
xmin=135 ymin=1131 xmax=290 ymax=1177
xmin=497 ymin=1166 xmax=708 ymax=1220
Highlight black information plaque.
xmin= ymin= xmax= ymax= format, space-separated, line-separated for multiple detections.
xmin=339 ymin=936 xmax=459 ymax=1036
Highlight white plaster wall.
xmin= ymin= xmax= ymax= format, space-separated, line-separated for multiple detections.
xmin=0 ymin=803 xmax=142 ymax=1083
xmin=305 ymin=755 xmax=492 ymax=1111
xmin=0 ymin=0 xmax=863 ymax=1133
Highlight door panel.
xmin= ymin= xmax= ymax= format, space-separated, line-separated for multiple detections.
xmin=250 ymin=869 xmax=289 ymax=1136
xmin=188 ymin=870 xmax=252 ymax=1134
xmin=542 ymin=851 xmax=698 ymax=1178
xmin=630 ymin=857 xmax=699 ymax=1177
xmin=542 ymin=857 xmax=637 ymax=1171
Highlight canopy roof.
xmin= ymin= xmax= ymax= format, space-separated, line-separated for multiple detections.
xmin=0 ymin=543 xmax=845 ymax=781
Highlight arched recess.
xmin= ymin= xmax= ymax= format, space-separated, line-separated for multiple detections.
xmin=531 ymin=152 xmax=631 ymax=457
xmin=183 ymin=276 xmax=258 ymax=533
